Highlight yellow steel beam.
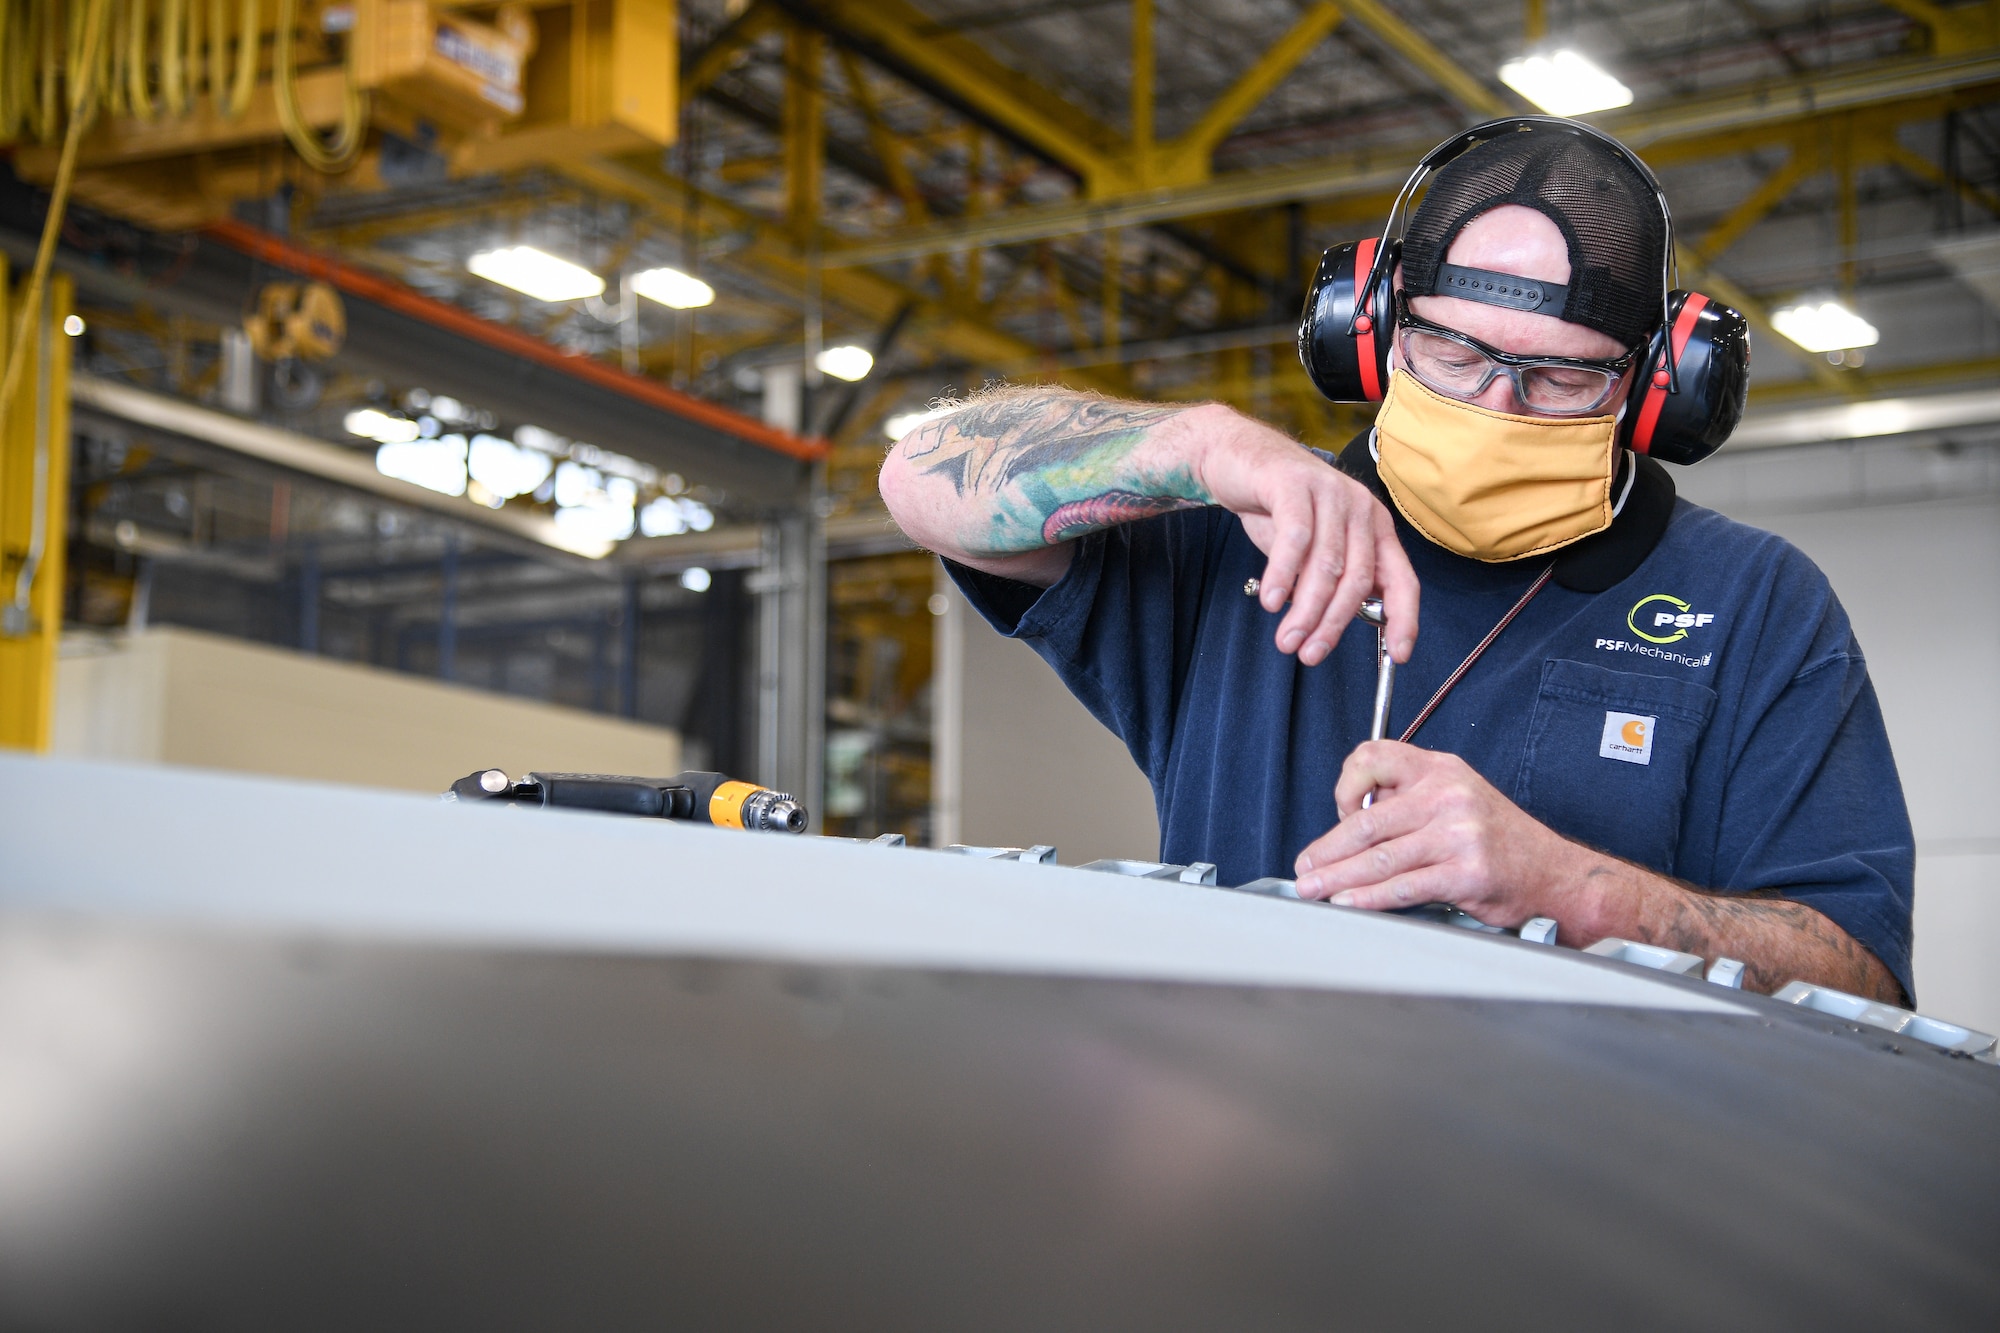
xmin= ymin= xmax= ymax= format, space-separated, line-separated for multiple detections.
xmin=1161 ymin=1 xmax=1344 ymax=181
xmin=11 ymin=67 xmax=354 ymax=175
xmin=1133 ymin=0 xmax=1155 ymax=179
xmin=1676 ymin=248 xmax=1851 ymax=395
xmin=794 ymin=0 xmax=1124 ymax=192
xmin=1335 ymin=0 xmax=1511 ymax=118
xmin=784 ymin=22 xmax=826 ymax=241
xmin=820 ymin=52 xmax=2000 ymax=265
xmin=1880 ymin=0 xmax=2000 ymax=56
xmin=0 ymin=272 xmax=75 ymax=753
xmin=1692 ymin=149 xmax=1815 ymax=262
xmin=1883 ymin=141 xmax=2000 ymax=219
xmin=682 ymin=0 xmax=779 ymax=106
xmin=546 ymin=153 xmax=1122 ymax=390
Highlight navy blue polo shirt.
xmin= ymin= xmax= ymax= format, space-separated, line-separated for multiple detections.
xmin=949 ymin=442 xmax=1916 ymax=1001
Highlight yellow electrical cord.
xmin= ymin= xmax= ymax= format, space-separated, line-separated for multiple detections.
xmin=126 ymin=0 xmax=156 ymax=120
xmin=224 ymin=0 xmax=255 ymax=118
xmin=1 ymin=0 xmax=113 ymax=426
xmin=160 ymin=0 xmax=184 ymax=115
xmin=274 ymin=0 xmax=366 ymax=172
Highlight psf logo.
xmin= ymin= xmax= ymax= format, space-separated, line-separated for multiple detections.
xmin=1627 ymin=593 xmax=1715 ymax=645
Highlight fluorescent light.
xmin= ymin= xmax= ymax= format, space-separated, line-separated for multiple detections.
xmin=1499 ymin=50 xmax=1633 ymax=116
xmin=816 ymin=344 xmax=874 ymax=382
xmin=467 ymin=433 xmax=553 ymax=499
xmin=680 ymin=567 xmax=712 ymax=593
xmin=345 ymin=407 xmax=421 ymax=443
xmin=632 ymin=266 xmax=715 ymax=309
xmin=1770 ymin=299 xmax=1879 ymax=353
xmin=639 ymin=495 xmax=716 ymax=537
xmin=375 ymin=437 xmax=468 ymax=496
xmin=885 ymin=404 xmax=955 ymax=441
xmin=467 ymin=246 xmax=605 ymax=302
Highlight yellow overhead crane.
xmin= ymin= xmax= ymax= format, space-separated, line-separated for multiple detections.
xmin=3 ymin=0 xmax=679 ymax=230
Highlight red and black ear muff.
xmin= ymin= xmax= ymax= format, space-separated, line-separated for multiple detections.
xmin=1298 ymin=239 xmax=1397 ymax=403
xmin=1620 ymin=290 xmax=1751 ymax=466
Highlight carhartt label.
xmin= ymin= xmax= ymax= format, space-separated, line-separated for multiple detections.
xmin=1600 ymin=712 xmax=1655 ymax=765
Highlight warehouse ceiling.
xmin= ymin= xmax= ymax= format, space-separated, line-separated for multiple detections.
xmin=21 ymin=0 xmax=2000 ymax=512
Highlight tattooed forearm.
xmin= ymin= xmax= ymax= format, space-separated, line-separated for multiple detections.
xmin=888 ymin=384 xmax=1210 ymax=554
xmin=1649 ymin=888 xmax=1898 ymax=1000
xmin=1572 ymin=854 xmax=1902 ymax=1002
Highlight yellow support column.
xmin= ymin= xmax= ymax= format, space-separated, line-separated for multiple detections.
xmin=0 ymin=271 xmax=75 ymax=752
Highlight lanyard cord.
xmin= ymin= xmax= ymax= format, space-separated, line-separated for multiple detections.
xmin=1396 ymin=564 xmax=1555 ymax=745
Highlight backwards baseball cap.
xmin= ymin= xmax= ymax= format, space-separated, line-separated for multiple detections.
xmin=1399 ymin=126 xmax=1667 ymax=349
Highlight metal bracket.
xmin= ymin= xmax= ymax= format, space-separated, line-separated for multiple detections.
xmin=1517 ymin=917 xmax=1558 ymax=946
xmin=1774 ymin=982 xmax=1999 ymax=1061
xmin=1077 ymin=858 xmax=1218 ymax=885
xmin=944 ymin=844 xmax=1056 ymax=863
xmin=1582 ymin=938 xmax=1705 ymax=976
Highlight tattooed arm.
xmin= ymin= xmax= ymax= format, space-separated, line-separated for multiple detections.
xmin=880 ymin=384 xmax=1420 ymax=667
xmin=1293 ymin=743 xmax=1903 ymax=1001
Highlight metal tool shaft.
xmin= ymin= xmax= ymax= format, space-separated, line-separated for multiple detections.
xmin=1358 ymin=598 xmax=1393 ymax=808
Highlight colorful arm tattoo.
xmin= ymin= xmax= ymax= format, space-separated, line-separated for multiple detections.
xmin=898 ymin=388 xmax=1210 ymax=553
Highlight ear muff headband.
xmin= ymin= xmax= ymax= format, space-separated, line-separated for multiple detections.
xmin=1349 ymin=115 xmax=1683 ymax=389
xmin=1301 ymin=116 xmax=1751 ymax=464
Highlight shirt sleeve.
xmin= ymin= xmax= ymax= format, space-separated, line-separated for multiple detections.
xmin=1708 ymin=602 xmax=1916 ymax=1005
xmin=944 ymin=506 xmax=1231 ymax=784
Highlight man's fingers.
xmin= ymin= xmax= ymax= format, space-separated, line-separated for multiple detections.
xmin=1256 ymin=491 xmax=1315 ymax=617
xmin=1374 ymin=507 xmax=1422 ymax=663
xmin=1277 ymin=487 xmax=1344 ymax=658
xmin=1295 ymin=794 xmax=1424 ymax=876
xmin=1300 ymin=506 xmax=1376 ymax=667
xmin=1324 ymin=865 xmax=1458 ymax=912
xmin=1334 ymin=740 xmax=1418 ymax=815
xmin=1296 ymin=830 xmax=1442 ymax=900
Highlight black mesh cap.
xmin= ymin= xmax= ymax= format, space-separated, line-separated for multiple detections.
xmin=1401 ymin=127 xmax=1667 ymax=348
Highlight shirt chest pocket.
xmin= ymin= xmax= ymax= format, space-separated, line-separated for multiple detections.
xmin=1511 ymin=659 xmax=1718 ymax=876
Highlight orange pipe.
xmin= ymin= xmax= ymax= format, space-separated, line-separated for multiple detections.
xmin=203 ymin=219 xmax=828 ymax=463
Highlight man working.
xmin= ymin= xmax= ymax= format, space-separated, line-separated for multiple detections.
xmin=880 ymin=120 xmax=1912 ymax=1004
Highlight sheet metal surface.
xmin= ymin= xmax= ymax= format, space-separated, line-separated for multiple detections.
xmin=0 ymin=756 xmax=1747 ymax=1012
xmin=0 ymin=921 xmax=1995 ymax=1330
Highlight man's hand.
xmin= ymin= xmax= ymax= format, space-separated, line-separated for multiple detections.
xmin=1195 ymin=417 xmax=1419 ymax=666
xmin=1292 ymin=742 xmax=1572 ymax=925
xmin=879 ymin=386 xmax=1418 ymax=667
xmin=1292 ymin=740 xmax=1902 ymax=1002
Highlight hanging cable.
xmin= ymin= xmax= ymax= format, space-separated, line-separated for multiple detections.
xmin=274 ymin=0 xmax=365 ymax=172
xmin=1 ymin=0 xmax=114 ymax=428
xmin=223 ymin=0 xmax=255 ymax=117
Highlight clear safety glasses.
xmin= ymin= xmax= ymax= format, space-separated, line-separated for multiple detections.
xmin=1395 ymin=293 xmax=1640 ymax=417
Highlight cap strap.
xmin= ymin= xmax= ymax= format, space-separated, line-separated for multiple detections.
xmin=1433 ymin=263 xmax=1570 ymax=317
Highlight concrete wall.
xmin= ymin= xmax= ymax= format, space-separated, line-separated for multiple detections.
xmin=933 ymin=572 xmax=1160 ymax=866
xmin=53 ymin=626 xmax=681 ymax=795
xmin=1682 ymin=433 xmax=2000 ymax=1033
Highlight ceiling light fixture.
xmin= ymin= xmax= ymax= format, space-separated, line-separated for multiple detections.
xmin=816 ymin=345 xmax=874 ymax=382
xmin=1498 ymin=50 xmax=1633 ymax=116
xmin=467 ymin=246 xmax=605 ymax=302
xmin=632 ymin=266 xmax=716 ymax=309
xmin=1770 ymin=299 xmax=1880 ymax=353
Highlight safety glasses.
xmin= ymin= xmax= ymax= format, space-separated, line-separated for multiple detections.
xmin=1394 ymin=292 xmax=1639 ymax=416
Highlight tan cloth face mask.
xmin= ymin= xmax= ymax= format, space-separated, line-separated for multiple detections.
xmin=1374 ymin=369 xmax=1621 ymax=562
